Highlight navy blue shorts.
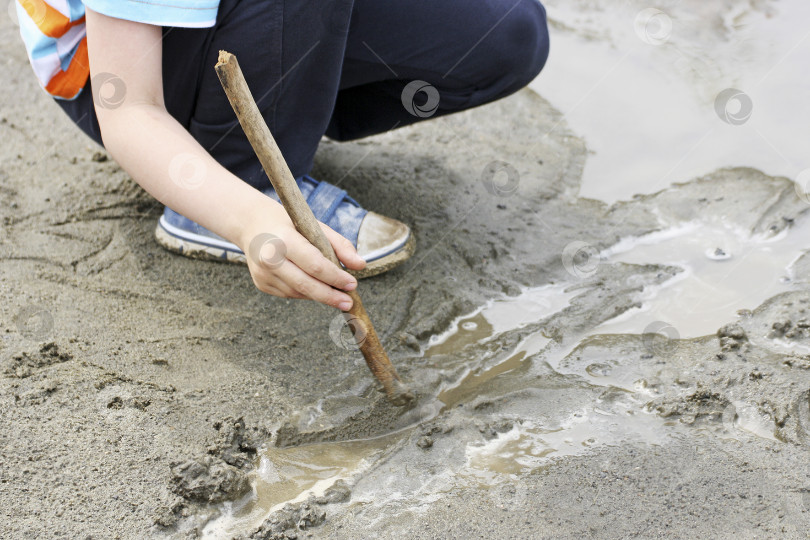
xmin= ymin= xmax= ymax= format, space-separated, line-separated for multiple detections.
xmin=59 ymin=0 xmax=549 ymax=190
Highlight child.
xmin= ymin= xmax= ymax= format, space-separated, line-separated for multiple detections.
xmin=16 ymin=0 xmax=549 ymax=311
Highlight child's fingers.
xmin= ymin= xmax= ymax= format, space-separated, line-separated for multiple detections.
xmin=249 ymin=268 xmax=304 ymax=299
xmin=250 ymin=247 xmax=349 ymax=307
xmin=321 ymin=224 xmax=366 ymax=271
xmin=245 ymin=224 xmax=361 ymax=307
xmin=258 ymin=283 xmax=299 ymax=299
xmin=275 ymin=260 xmax=354 ymax=310
xmin=253 ymin=257 xmax=348 ymax=308
xmin=286 ymin=234 xmax=358 ymax=292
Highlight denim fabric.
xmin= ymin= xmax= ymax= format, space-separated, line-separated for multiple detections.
xmin=263 ymin=176 xmax=366 ymax=246
xmin=162 ymin=176 xmax=366 ymax=248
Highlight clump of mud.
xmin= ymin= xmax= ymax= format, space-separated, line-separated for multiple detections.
xmin=770 ymin=319 xmax=810 ymax=342
xmin=717 ymin=323 xmax=749 ymax=355
xmin=170 ymin=456 xmax=251 ymax=504
xmin=652 ymin=388 xmax=732 ymax=424
xmin=208 ymin=417 xmax=264 ymax=469
xmin=243 ymin=480 xmax=350 ymax=539
xmin=3 ymin=342 xmax=72 ymax=379
xmin=240 ymin=497 xmax=329 ymax=540
xmin=157 ymin=417 xmax=270 ymax=530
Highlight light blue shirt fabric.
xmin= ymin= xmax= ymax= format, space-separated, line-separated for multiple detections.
xmin=83 ymin=0 xmax=220 ymax=28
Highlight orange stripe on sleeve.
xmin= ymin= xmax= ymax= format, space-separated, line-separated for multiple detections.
xmin=19 ymin=0 xmax=85 ymax=39
xmin=44 ymin=37 xmax=89 ymax=99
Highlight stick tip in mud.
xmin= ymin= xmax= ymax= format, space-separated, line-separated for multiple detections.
xmin=388 ymin=380 xmax=416 ymax=407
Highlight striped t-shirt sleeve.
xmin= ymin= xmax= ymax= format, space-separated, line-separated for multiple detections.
xmin=82 ymin=0 xmax=219 ymax=28
xmin=17 ymin=0 xmax=220 ymax=100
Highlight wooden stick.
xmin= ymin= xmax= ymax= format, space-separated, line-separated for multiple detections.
xmin=215 ymin=51 xmax=414 ymax=406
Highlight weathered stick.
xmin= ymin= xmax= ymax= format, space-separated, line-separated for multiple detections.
xmin=215 ymin=51 xmax=414 ymax=406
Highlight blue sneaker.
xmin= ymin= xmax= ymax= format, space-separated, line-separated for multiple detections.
xmin=154 ymin=176 xmax=414 ymax=278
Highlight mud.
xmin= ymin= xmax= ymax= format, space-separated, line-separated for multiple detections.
xmin=3 ymin=1 xmax=810 ymax=539
xmin=244 ymin=497 xmax=327 ymax=540
xmin=170 ymin=457 xmax=251 ymax=505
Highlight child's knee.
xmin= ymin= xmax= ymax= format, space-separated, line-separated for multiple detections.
xmin=493 ymin=0 xmax=550 ymax=87
xmin=452 ymin=0 xmax=550 ymax=103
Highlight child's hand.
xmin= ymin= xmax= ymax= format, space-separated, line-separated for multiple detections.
xmin=239 ymin=204 xmax=366 ymax=310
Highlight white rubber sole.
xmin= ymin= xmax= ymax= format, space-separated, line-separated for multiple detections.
xmin=155 ymin=216 xmax=247 ymax=263
xmin=155 ymin=216 xmax=415 ymax=277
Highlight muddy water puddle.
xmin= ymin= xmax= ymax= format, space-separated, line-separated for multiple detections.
xmin=594 ymin=217 xmax=810 ymax=339
xmin=531 ymin=0 xmax=810 ymax=203
xmin=465 ymin=405 xmax=675 ymax=476
xmin=203 ymin=211 xmax=810 ymax=537
xmin=202 ymin=434 xmax=405 ymax=538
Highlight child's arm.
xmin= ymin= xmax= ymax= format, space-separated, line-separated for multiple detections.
xmin=85 ymin=8 xmax=364 ymax=310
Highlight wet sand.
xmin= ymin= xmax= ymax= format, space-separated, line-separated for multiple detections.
xmin=2 ymin=1 xmax=810 ymax=539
